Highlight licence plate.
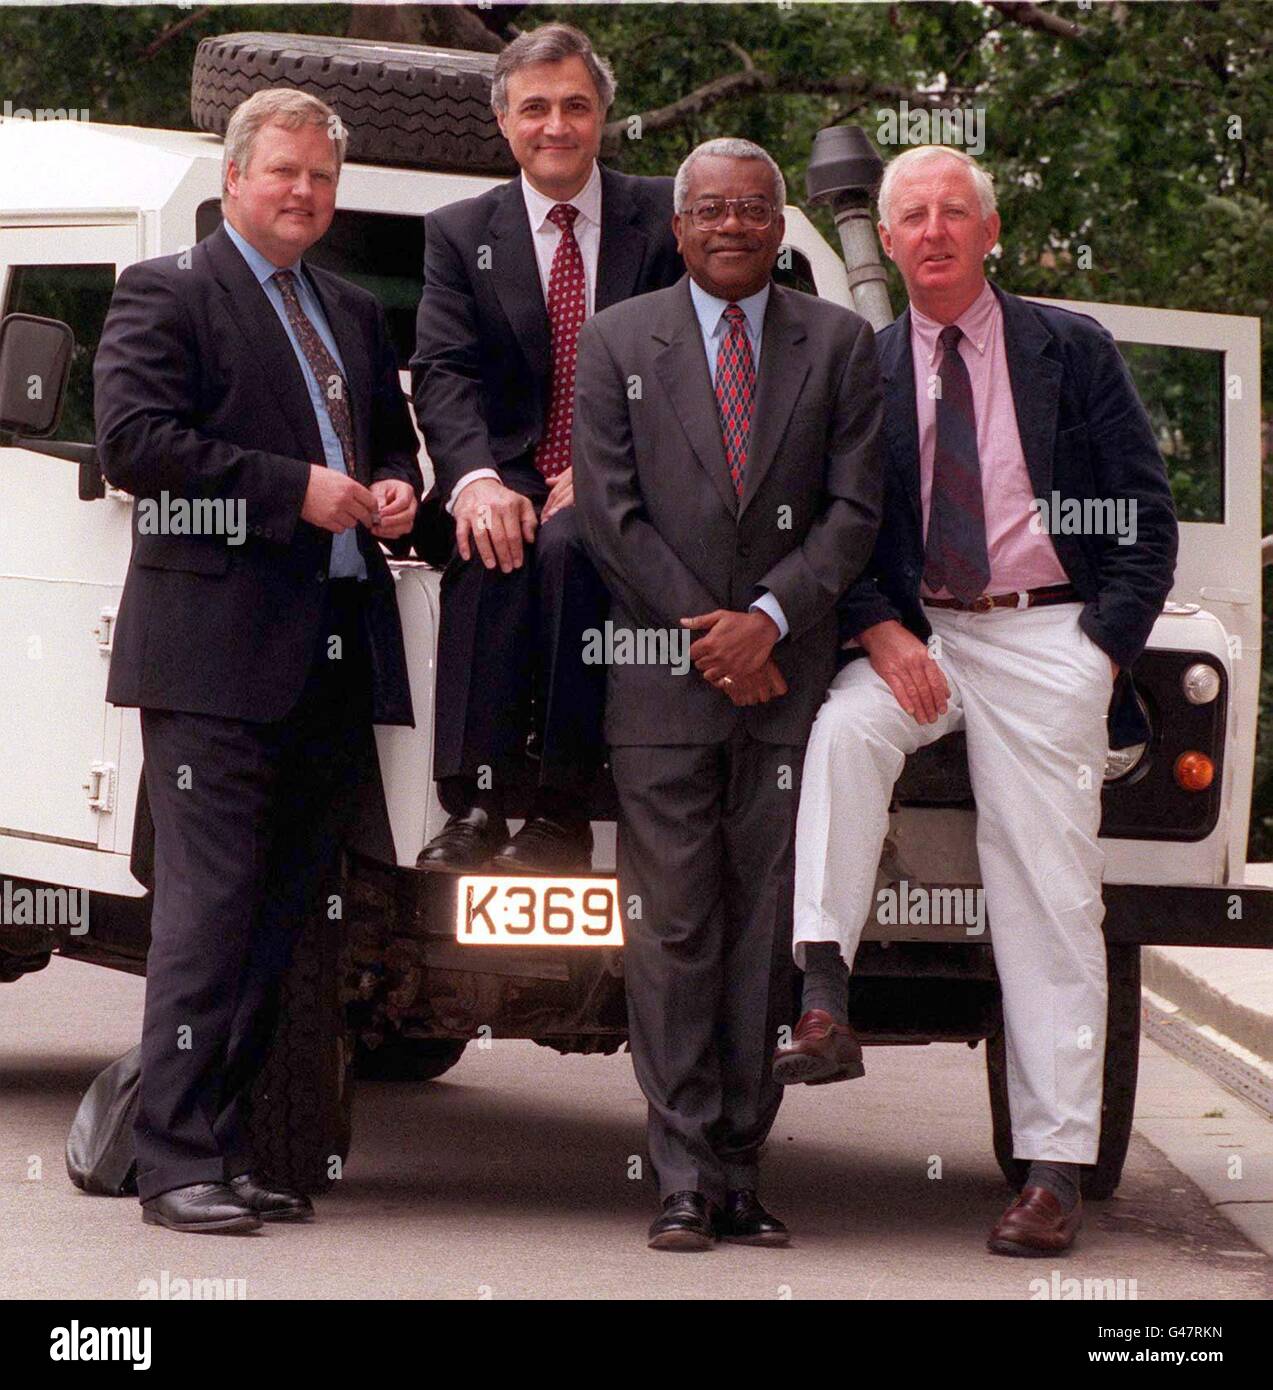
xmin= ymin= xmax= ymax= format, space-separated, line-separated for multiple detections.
xmin=456 ymin=876 xmax=623 ymax=947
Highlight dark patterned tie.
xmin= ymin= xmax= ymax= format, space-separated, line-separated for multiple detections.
xmin=272 ymin=269 xmax=362 ymax=484
xmin=714 ymin=303 xmax=755 ymax=496
xmin=924 ymin=324 xmax=990 ymax=601
xmin=534 ymin=203 xmax=586 ymax=481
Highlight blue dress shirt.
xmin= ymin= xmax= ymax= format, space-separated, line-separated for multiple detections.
xmin=687 ymin=277 xmax=788 ymax=639
xmin=224 ymin=221 xmax=365 ymax=580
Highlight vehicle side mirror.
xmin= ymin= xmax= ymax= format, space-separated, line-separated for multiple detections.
xmin=0 ymin=313 xmax=74 ymax=439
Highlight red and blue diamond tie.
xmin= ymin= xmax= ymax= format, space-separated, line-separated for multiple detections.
xmin=714 ymin=303 xmax=755 ymax=496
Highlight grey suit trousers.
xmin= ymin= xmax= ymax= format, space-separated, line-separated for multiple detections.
xmin=610 ymin=731 xmax=801 ymax=1204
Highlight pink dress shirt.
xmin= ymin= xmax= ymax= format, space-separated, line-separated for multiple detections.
xmin=911 ymin=281 xmax=1068 ymax=597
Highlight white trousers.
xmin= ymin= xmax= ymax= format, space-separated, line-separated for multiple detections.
xmin=793 ymin=603 xmax=1113 ymax=1163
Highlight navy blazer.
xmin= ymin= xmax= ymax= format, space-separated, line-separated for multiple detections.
xmin=837 ymin=283 xmax=1178 ymax=748
xmin=95 ymin=223 xmax=423 ymax=726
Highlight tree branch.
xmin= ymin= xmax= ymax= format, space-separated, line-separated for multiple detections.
xmin=986 ymin=2 xmax=1084 ymax=41
xmin=140 ymin=6 xmax=211 ymax=63
xmin=602 ymin=66 xmax=974 ymax=152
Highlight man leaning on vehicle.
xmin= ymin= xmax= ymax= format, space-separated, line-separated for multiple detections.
xmin=773 ymin=145 xmax=1177 ymax=1257
xmin=93 ymin=87 xmax=421 ymax=1233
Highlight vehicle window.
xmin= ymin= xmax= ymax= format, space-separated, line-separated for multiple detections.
xmin=3 ymin=263 xmax=116 ymax=444
xmin=773 ymin=246 xmax=817 ymax=296
xmin=1115 ymin=342 xmax=1224 ymax=524
xmin=197 ymin=201 xmax=424 ymax=368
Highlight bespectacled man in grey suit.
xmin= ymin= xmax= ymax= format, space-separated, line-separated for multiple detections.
xmin=573 ymin=137 xmax=884 ymax=1250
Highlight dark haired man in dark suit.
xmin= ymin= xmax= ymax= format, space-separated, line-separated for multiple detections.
xmin=410 ymin=22 xmax=682 ymax=875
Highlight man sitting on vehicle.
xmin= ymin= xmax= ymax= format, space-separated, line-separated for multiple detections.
xmin=772 ymin=145 xmax=1177 ymax=1256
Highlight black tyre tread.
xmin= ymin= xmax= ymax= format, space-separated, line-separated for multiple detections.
xmin=986 ymin=943 xmax=1141 ymax=1201
xmin=248 ymin=909 xmax=353 ymax=1195
xmin=190 ymin=32 xmax=516 ymax=175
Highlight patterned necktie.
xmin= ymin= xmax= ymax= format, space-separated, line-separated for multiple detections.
xmin=273 ymin=269 xmax=361 ymax=483
xmin=924 ymin=324 xmax=990 ymax=601
xmin=533 ymin=203 xmax=586 ymax=481
xmin=714 ymin=303 xmax=756 ymax=496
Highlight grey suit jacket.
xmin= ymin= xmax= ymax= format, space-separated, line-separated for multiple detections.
xmin=573 ymin=275 xmax=884 ymax=748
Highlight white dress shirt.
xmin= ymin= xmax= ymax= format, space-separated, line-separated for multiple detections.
xmin=447 ymin=162 xmax=603 ymax=512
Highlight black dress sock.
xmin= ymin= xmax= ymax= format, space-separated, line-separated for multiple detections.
xmin=800 ymin=942 xmax=850 ymax=1024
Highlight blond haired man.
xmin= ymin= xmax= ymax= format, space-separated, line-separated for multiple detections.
xmin=95 ymin=87 xmax=421 ymax=1232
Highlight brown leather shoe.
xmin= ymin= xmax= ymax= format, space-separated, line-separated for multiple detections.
xmin=987 ymin=1186 xmax=1082 ymax=1257
xmin=772 ymin=1009 xmax=865 ymax=1086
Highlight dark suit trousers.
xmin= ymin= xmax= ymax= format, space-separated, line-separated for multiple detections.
xmin=433 ymin=460 xmax=609 ymax=807
xmin=133 ymin=581 xmax=374 ymax=1202
xmin=610 ymin=732 xmax=802 ymax=1204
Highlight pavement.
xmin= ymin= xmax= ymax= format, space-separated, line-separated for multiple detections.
xmin=1136 ymin=863 xmax=1273 ymax=1257
xmin=2 ymin=955 xmax=1272 ymax=1301
xmin=1143 ymin=861 xmax=1273 ymax=1070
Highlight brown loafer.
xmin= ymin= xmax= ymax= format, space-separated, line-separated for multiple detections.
xmin=772 ymin=1009 xmax=865 ymax=1086
xmin=987 ymin=1186 xmax=1082 ymax=1257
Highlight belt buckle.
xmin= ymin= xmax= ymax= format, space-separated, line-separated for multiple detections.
xmin=971 ymin=593 xmax=995 ymax=613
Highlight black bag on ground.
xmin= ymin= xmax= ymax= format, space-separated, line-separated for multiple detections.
xmin=65 ymin=1044 xmax=140 ymax=1196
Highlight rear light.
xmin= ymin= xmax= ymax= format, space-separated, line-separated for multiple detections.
xmin=1173 ymin=752 xmax=1214 ymax=791
xmin=1182 ymin=663 xmax=1221 ymax=705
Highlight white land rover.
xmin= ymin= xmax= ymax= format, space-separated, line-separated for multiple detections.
xmin=0 ymin=34 xmax=1267 ymax=1197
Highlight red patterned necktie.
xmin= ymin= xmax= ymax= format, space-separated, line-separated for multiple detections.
xmin=272 ymin=269 xmax=361 ymax=483
xmin=714 ymin=303 xmax=756 ymax=496
xmin=533 ymin=203 xmax=586 ymax=481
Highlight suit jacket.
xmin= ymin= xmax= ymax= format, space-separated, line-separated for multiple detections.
xmin=94 ymin=223 xmax=423 ymax=725
xmin=837 ymin=284 xmax=1178 ymax=748
xmin=406 ymin=165 xmax=683 ymax=556
xmin=573 ymin=275 xmax=885 ymax=748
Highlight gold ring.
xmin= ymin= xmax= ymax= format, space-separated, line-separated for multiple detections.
xmin=721 ymin=676 xmax=734 ymax=687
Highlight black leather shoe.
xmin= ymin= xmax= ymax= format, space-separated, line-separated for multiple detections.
xmin=229 ymin=1173 xmax=314 ymax=1222
xmin=489 ymin=815 xmax=593 ymax=875
xmin=141 ymin=1182 xmax=261 ymax=1234
xmin=416 ymin=807 xmax=509 ymax=873
xmin=715 ymin=1189 xmax=789 ymax=1246
xmin=647 ymin=1191 xmax=717 ymax=1251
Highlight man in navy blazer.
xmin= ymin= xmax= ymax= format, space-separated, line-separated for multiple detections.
xmin=772 ymin=145 xmax=1176 ymax=1257
xmin=95 ymin=88 xmax=421 ymax=1234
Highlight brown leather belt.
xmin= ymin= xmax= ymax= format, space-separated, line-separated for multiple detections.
xmin=922 ymin=583 xmax=1079 ymax=613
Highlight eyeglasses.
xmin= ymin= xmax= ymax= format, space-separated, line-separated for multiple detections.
xmin=687 ymin=197 xmax=775 ymax=231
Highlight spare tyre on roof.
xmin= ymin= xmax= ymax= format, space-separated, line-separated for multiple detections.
xmin=190 ymin=31 xmax=517 ymax=176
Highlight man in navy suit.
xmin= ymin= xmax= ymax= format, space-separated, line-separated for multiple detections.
xmin=772 ymin=146 xmax=1177 ymax=1256
xmin=410 ymin=24 xmax=683 ymax=876
xmin=95 ymin=88 xmax=421 ymax=1233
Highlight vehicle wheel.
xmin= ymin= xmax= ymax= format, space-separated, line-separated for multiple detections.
xmin=354 ymin=1037 xmax=467 ymax=1082
xmin=190 ymin=32 xmax=517 ymax=176
xmin=986 ymin=943 xmax=1141 ymax=1201
xmin=249 ymin=908 xmax=354 ymax=1196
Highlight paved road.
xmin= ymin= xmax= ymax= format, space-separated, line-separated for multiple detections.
xmin=1 ymin=956 xmax=1270 ymax=1301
